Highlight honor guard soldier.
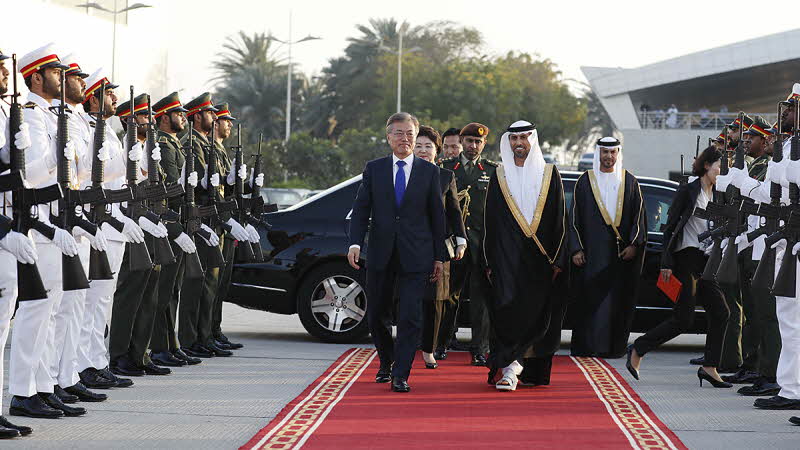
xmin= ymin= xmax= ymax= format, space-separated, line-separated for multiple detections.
xmin=0 ymin=46 xmax=37 ymax=437
xmin=439 ymin=122 xmax=498 ymax=366
xmin=109 ymin=94 xmax=171 ymax=377
xmin=148 ymin=92 xmax=202 ymax=367
xmin=8 ymin=43 xmax=84 ymax=420
xmin=77 ymin=68 xmax=140 ymax=389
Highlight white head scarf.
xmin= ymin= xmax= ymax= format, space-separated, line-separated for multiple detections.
xmin=593 ymin=137 xmax=624 ymax=218
xmin=499 ymin=120 xmax=546 ymax=223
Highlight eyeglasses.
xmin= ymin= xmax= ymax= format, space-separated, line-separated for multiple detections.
xmin=392 ymin=131 xmax=416 ymax=139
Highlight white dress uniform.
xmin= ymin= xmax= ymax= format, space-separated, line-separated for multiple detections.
xmin=76 ymin=68 xmax=128 ymax=374
xmin=8 ymin=48 xmax=74 ymax=398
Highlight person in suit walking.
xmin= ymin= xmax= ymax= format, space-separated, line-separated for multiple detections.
xmin=412 ymin=125 xmax=467 ymax=369
xmin=348 ymin=112 xmax=446 ymax=393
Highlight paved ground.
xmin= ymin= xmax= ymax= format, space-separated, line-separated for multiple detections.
xmin=2 ymin=304 xmax=798 ymax=449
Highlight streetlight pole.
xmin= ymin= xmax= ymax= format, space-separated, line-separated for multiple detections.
xmin=268 ymin=14 xmax=321 ymax=143
xmin=380 ymin=23 xmax=420 ymax=114
xmin=76 ymin=2 xmax=152 ymax=81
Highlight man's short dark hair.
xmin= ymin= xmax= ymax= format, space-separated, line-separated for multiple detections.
xmin=692 ymin=146 xmax=723 ymax=177
xmin=385 ymin=112 xmax=419 ymax=134
xmin=442 ymin=127 xmax=460 ymax=140
xmin=417 ymin=125 xmax=442 ymax=152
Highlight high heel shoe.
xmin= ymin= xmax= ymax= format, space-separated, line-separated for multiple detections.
xmin=625 ymin=345 xmax=639 ymax=380
xmin=422 ymin=353 xmax=438 ymax=369
xmin=697 ymin=367 xmax=732 ymax=388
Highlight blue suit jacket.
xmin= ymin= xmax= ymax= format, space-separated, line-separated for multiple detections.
xmin=349 ymin=155 xmax=446 ymax=272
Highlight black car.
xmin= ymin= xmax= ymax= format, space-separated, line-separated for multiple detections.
xmin=228 ymin=171 xmax=705 ymax=343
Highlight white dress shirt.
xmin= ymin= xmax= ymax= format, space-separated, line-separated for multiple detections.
xmin=392 ymin=153 xmax=413 ymax=188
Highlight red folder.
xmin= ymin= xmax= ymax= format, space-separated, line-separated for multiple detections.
xmin=657 ymin=272 xmax=682 ymax=303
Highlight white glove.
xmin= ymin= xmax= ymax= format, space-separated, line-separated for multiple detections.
xmin=151 ymin=143 xmax=162 ymax=161
xmin=199 ymin=223 xmax=220 ymax=246
xmin=249 ymin=169 xmax=264 ymax=188
xmin=793 ymin=242 xmax=800 ymax=256
xmin=120 ymin=215 xmax=145 ymax=243
xmin=225 ymin=218 xmax=249 ymax=241
xmin=245 ymin=224 xmax=260 ymax=243
xmin=735 ymin=233 xmax=750 ymax=250
xmin=73 ymin=226 xmax=109 ymax=252
xmin=174 ymin=232 xmax=197 ymax=254
xmin=772 ymin=238 xmax=787 ymax=251
xmin=128 ymin=142 xmax=143 ymax=162
xmin=729 ymin=168 xmax=750 ymax=189
xmin=15 ymin=122 xmax=31 ymax=150
xmin=188 ymin=171 xmax=198 ymax=187
xmin=210 ymin=173 xmax=220 ymax=187
xmin=53 ymin=227 xmax=79 ymax=257
xmin=0 ymin=231 xmax=37 ymax=264
xmin=97 ymin=143 xmax=111 ymax=162
xmin=138 ymin=216 xmax=168 ymax=238
xmin=64 ymin=140 xmax=77 ymax=161
xmin=715 ymin=173 xmax=732 ymax=192
xmin=786 ymin=160 xmax=800 ymax=185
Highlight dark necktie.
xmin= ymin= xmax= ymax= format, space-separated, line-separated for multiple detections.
xmin=466 ymin=160 xmax=474 ymax=175
xmin=395 ymin=160 xmax=406 ymax=207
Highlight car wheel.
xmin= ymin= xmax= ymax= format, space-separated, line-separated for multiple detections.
xmin=297 ymin=262 xmax=369 ymax=343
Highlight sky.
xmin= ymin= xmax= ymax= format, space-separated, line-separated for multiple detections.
xmin=143 ymin=0 xmax=800 ymax=94
xmin=7 ymin=0 xmax=800 ymax=99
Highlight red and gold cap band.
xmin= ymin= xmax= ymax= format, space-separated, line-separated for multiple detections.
xmin=20 ymin=54 xmax=60 ymax=78
xmin=155 ymin=100 xmax=182 ymax=118
xmin=187 ymin=100 xmax=212 ymax=116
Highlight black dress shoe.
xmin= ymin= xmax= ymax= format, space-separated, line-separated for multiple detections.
xmin=375 ymin=365 xmax=392 ymax=383
xmin=790 ymin=416 xmax=800 ymax=425
xmin=697 ymin=368 xmax=732 ymax=388
xmin=99 ymin=367 xmax=134 ymax=388
xmin=143 ymin=362 xmax=171 ymax=375
xmin=213 ymin=339 xmax=235 ymax=350
xmin=64 ymin=382 xmax=108 ymax=402
xmin=722 ymin=368 xmax=761 ymax=384
xmin=0 ymin=416 xmax=31 ymax=436
xmin=173 ymin=348 xmax=202 ymax=365
xmin=471 ymin=353 xmax=487 ymax=366
xmin=391 ymin=378 xmax=411 ymax=393
xmin=9 ymin=395 xmax=63 ymax=419
xmin=183 ymin=344 xmax=214 ymax=358
xmin=151 ymin=351 xmax=187 ymax=367
xmin=738 ymin=380 xmax=781 ymax=397
xmin=689 ymin=355 xmax=705 ymax=365
xmin=111 ymin=358 xmax=145 ymax=377
xmin=54 ymin=385 xmax=79 ymax=404
xmin=79 ymin=368 xmax=117 ymax=389
xmin=434 ymin=348 xmax=447 ymax=360
xmin=217 ymin=334 xmax=244 ymax=349
xmin=625 ymin=345 xmax=640 ymax=381
xmin=0 ymin=426 xmax=19 ymax=439
xmin=425 ymin=362 xmax=438 ymax=369
xmin=754 ymin=395 xmax=800 ymax=410
xmin=207 ymin=341 xmax=233 ymax=357
xmin=39 ymin=393 xmax=86 ymax=417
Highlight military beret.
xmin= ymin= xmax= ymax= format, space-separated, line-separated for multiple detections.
xmin=460 ymin=122 xmax=489 ymax=138
xmin=116 ymin=93 xmax=149 ymax=117
xmin=744 ymin=115 xmax=773 ymax=137
xmin=728 ymin=113 xmax=754 ymax=130
xmin=184 ymin=92 xmax=217 ymax=117
xmin=153 ymin=91 xmax=189 ymax=118
xmin=214 ymin=103 xmax=236 ymax=120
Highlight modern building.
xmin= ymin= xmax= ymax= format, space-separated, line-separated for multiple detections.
xmin=582 ymin=29 xmax=800 ymax=179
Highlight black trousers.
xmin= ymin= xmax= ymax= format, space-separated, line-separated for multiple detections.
xmin=634 ymin=247 xmax=729 ymax=366
xmin=366 ymin=250 xmax=427 ymax=380
xmin=212 ymin=236 xmax=237 ymax=340
xmin=151 ymin=240 xmax=183 ymax=354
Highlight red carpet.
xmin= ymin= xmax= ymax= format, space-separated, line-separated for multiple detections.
xmin=241 ymin=349 xmax=686 ymax=450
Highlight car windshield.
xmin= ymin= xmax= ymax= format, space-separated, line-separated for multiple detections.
xmin=264 ymin=191 xmax=303 ymax=206
xmin=581 ymin=153 xmax=593 ymax=160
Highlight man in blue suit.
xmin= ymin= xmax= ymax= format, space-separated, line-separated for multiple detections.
xmin=348 ymin=112 xmax=446 ymax=393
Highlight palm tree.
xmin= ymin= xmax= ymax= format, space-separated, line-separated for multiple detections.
xmin=212 ymin=31 xmax=284 ymax=81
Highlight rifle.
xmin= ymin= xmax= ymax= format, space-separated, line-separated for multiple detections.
xmin=694 ymin=127 xmax=729 ymax=281
xmin=143 ymin=95 xmax=180 ymax=266
xmin=51 ymin=69 xmax=106 ymax=291
xmin=86 ymin=80 xmax=131 ymax=281
xmin=770 ymin=102 xmax=800 ymax=297
xmin=248 ymin=133 xmax=276 ymax=223
xmin=203 ymin=122 xmax=236 ymax=268
xmin=231 ymin=124 xmax=259 ymax=263
xmin=5 ymin=54 xmax=62 ymax=300
xmin=742 ymin=102 xmax=786 ymax=290
xmin=715 ymin=112 xmax=751 ymax=284
xmin=120 ymin=86 xmax=154 ymax=271
xmin=180 ymin=122 xmax=216 ymax=279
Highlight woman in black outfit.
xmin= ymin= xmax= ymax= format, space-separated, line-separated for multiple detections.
xmin=627 ymin=146 xmax=731 ymax=388
xmin=414 ymin=126 xmax=467 ymax=369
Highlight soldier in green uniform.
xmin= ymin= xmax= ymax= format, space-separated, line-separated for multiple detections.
xmin=109 ymin=94 xmax=171 ymax=377
xmin=725 ymin=116 xmax=781 ymax=396
xmin=210 ymin=103 xmax=246 ymax=350
xmin=148 ymin=92 xmax=202 ymax=367
xmin=439 ymin=123 xmax=498 ymax=366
